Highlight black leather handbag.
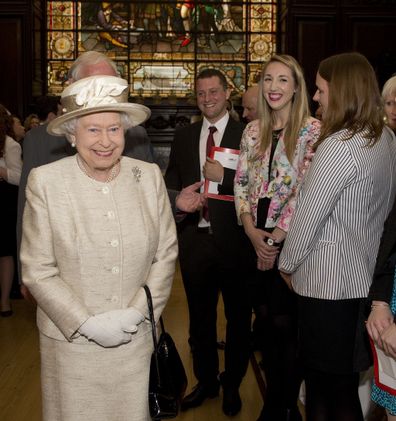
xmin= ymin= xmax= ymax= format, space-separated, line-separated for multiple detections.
xmin=144 ymin=285 xmax=187 ymax=420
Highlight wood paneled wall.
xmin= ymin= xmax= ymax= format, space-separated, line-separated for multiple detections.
xmin=0 ymin=0 xmax=44 ymax=118
xmin=280 ymin=0 xmax=396 ymax=102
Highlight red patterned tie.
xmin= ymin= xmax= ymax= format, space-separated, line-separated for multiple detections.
xmin=203 ymin=126 xmax=217 ymax=221
xmin=206 ymin=126 xmax=217 ymax=156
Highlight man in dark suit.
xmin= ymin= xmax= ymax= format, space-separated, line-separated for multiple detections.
xmin=165 ymin=69 xmax=255 ymax=416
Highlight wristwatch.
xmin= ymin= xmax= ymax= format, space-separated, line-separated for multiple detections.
xmin=264 ymin=237 xmax=282 ymax=247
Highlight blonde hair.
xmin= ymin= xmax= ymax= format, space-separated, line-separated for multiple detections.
xmin=23 ymin=113 xmax=39 ymax=130
xmin=257 ymin=54 xmax=311 ymax=162
xmin=316 ymin=52 xmax=383 ymax=148
xmin=382 ymin=75 xmax=396 ymax=99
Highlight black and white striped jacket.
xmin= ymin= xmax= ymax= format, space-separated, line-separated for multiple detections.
xmin=279 ymin=127 xmax=396 ymax=300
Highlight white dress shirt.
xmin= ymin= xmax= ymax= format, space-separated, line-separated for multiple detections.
xmin=0 ymin=135 xmax=22 ymax=185
xmin=198 ymin=112 xmax=229 ymax=227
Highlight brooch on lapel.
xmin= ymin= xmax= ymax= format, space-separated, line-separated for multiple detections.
xmin=131 ymin=166 xmax=142 ymax=183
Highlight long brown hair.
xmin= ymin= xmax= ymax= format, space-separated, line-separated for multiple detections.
xmin=257 ymin=54 xmax=311 ymax=162
xmin=315 ymin=52 xmax=383 ymax=148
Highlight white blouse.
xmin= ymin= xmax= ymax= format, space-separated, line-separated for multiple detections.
xmin=0 ymin=135 xmax=22 ymax=185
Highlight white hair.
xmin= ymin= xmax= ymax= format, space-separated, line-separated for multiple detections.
xmin=68 ymin=51 xmax=119 ymax=81
xmin=62 ymin=112 xmax=133 ymax=143
xmin=382 ymin=75 xmax=396 ymax=99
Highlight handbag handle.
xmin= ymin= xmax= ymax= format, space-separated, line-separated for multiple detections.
xmin=144 ymin=285 xmax=158 ymax=349
xmin=144 ymin=285 xmax=166 ymax=386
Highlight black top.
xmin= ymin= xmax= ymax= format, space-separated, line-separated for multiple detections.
xmin=256 ymin=129 xmax=283 ymax=231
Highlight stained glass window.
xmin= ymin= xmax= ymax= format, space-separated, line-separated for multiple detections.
xmin=47 ymin=1 xmax=277 ymax=97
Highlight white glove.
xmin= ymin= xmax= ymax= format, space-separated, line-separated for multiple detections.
xmin=105 ymin=307 xmax=145 ymax=333
xmin=79 ymin=314 xmax=132 ymax=348
xmin=120 ymin=307 xmax=145 ymax=332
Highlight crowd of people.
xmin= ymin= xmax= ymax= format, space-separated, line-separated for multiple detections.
xmin=1 ymin=50 xmax=396 ymax=421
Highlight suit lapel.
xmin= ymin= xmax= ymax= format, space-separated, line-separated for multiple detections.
xmin=220 ymin=118 xmax=239 ymax=150
xmin=191 ymin=122 xmax=203 ymax=180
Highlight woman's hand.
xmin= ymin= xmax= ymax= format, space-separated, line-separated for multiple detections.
xmin=246 ymin=226 xmax=280 ymax=260
xmin=271 ymin=227 xmax=287 ymax=243
xmin=107 ymin=307 xmax=145 ymax=332
xmin=367 ymin=301 xmax=393 ymax=346
xmin=257 ymin=256 xmax=276 ymax=271
xmin=380 ymin=323 xmax=396 ymax=359
xmin=280 ymin=271 xmax=293 ymax=290
xmin=78 ymin=308 xmax=144 ymax=347
xmin=79 ymin=314 xmax=132 ymax=348
xmin=241 ymin=213 xmax=281 ymax=263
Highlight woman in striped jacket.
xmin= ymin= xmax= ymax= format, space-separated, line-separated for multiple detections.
xmin=279 ymin=52 xmax=396 ymax=421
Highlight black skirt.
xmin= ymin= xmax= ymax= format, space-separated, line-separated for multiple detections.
xmin=297 ymin=295 xmax=372 ymax=374
xmin=0 ymin=180 xmax=18 ymax=257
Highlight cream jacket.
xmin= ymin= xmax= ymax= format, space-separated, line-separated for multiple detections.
xmin=21 ymin=156 xmax=178 ymax=342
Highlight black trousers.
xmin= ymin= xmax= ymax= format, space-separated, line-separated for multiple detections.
xmin=179 ymin=230 xmax=253 ymax=388
xmin=250 ymin=266 xmax=302 ymax=412
xmin=298 ymin=296 xmax=370 ymax=421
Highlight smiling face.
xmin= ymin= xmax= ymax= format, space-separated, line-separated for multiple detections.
xmin=28 ymin=116 xmax=40 ymax=129
xmin=313 ymin=72 xmax=330 ymax=119
xmin=196 ymin=76 xmax=230 ymax=124
xmin=73 ymin=112 xmax=124 ymax=180
xmin=262 ymin=61 xmax=296 ymax=116
xmin=384 ymin=93 xmax=396 ymax=131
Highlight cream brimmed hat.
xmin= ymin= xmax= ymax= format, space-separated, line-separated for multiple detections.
xmin=47 ymin=75 xmax=151 ymax=136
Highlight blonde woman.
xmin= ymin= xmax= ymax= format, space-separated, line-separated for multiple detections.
xmin=382 ymin=75 xmax=396 ymax=133
xmin=234 ymin=54 xmax=321 ymax=421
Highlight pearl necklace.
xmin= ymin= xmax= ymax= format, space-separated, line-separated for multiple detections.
xmin=76 ymin=154 xmax=120 ymax=183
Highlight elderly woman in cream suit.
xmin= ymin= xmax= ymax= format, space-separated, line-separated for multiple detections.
xmin=20 ymin=75 xmax=178 ymax=421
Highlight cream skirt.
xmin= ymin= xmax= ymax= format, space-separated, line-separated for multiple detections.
xmin=40 ymin=327 xmax=153 ymax=421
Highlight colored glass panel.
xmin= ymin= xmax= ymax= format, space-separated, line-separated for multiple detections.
xmin=46 ymin=1 xmax=277 ymax=95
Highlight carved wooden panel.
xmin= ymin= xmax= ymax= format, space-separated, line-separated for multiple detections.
xmin=290 ymin=15 xmax=336 ymax=100
xmin=289 ymin=0 xmax=336 ymax=5
xmin=0 ymin=18 xmax=24 ymax=116
xmin=345 ymin=16 xmax=396 ymax=86
xmin=282 ymin=0 xmax=396 ymax=111
xmin=0 ymin=0 xmax=43 ymax=117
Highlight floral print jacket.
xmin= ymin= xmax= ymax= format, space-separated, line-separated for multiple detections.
xmin=234 ymin=117 xmax=321 ymax=231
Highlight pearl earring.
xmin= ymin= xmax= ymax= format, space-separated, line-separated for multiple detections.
xmin=71 ymin=142 xmax=76 ymax=148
